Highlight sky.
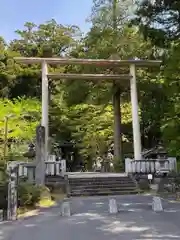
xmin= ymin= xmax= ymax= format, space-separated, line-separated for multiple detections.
xmin=0 ymin=0 xmax=93 ymax=41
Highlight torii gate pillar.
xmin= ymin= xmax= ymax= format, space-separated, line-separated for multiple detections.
xmin=41 ymin=60 xmax=49 ymax=161
xmin=130 ymin=64 xmax=142 ymax=160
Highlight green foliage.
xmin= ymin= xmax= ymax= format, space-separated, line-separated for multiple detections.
xmin=0 ymin=98 xmax=40 ymax=139
xmin=10 ymin=19 xmax=80 ymax=57
xmin=0 ymin=162 xmax=7 ymax=182
xmin=91 ymin=0 xmax=134 ymax=28
xmin=0 ymin=182 xmax=8 ymax=210
xmin=133 ymin=0 xmax=180 ymax=47
xmin=138 ymin=179 xmax=150 ymax=191
xmin=52 ymin=102 xmax=133 ymax=162
xmin=18 ymin=182 xmax=43 ymax=207
xmin=160 ymin=41 xmax=180 ymax=157
xmin=0 ymin=0 xmax=180 ymax=169
xmin=0 ymin=97 xmax=41 ymax=159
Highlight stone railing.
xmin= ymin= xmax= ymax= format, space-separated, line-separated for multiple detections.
xmin=125 ymin=157 xmax=177 ymax=175
xmin=17 ymin=159 xmax=66 ymax=177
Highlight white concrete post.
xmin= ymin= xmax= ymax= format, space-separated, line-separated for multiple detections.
xmin=41 ymin=61 xmax=49 ymax=162
xmin=61 ymin=160 xmax=66 ymax=173
xmin=61 ymin=201 xmax=71 ymax=216
xmin=130 ymin=64 xmax=142 ymax=160
xmin=109 ymin=199 xmax=118 ymax=214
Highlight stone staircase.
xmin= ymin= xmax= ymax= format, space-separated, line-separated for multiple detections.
xmin=67 ymin=173 xmax=140 ymax=196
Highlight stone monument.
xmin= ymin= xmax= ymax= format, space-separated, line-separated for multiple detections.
xmin=35 ymin=125 xmax=46 ymax=185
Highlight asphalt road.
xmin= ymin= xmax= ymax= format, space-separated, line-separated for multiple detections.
xmin=1 ymin=195 xmax=180 ymax=240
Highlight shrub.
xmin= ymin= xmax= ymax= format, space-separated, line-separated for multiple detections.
xmin=138 ymin=179 xmax=150 ymax=191
xmin=0 ymin=163 xmax=7 ymax=182
xmin=0 ymin=178 xmax=51 ymax=210
xmin=0 ymin=183 xmax=8 ymax=210
xmin=18 ymin=182 xmax=42 ymax=208
xmin=113 ymin=157 xmax=124 ymax=172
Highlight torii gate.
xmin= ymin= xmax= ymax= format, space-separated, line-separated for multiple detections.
xmin=14 ymin=57 xmax=161 ymax=163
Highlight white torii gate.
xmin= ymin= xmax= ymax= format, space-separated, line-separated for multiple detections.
xmin=14 ymin=57 xmax=161 ymax=162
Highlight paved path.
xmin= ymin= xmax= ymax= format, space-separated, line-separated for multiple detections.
xmin=1 ymin=195 xmax=180 ymax=240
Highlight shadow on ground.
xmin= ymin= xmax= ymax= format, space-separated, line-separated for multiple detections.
xmin=1 ymin=195 xmax=180 ymax=240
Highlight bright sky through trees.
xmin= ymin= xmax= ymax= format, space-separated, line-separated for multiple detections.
xmin=0 ymin=0 xmax=93 ymax=41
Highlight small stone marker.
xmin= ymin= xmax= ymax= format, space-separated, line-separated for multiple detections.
xmin=152 ymin=196 xmax=163 ymax=212
xmin=109 ymin=199 xmax=118 ymax=214
xmin=61 ymin=201 xmax=71 ymax=217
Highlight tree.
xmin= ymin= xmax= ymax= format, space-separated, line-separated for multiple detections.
xmin=0 ymin=20 xmax=80 ymax=99
xmin=160 ymin=40 xmax=180 ymax=157
xmin=91 ymin=0 xmax=134 ymax=28
xmin=64 ymin=103 xmax=132 ymax=164
xmin=0 ymin=15 xmax=176 ymax=170
xmin=133 ymin=0 xmax=180 ymax=47
xmin=132 ymin=1 xmax=180 ymax=156
xmin=10 ymin=19 xmax=80 ymax=57
xmin=0 ymin=98 xmax=41 ymax=159
xmin=68 ymin=22 xmax=162 ymax=152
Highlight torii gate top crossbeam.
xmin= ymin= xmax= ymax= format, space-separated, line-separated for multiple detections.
xmin=14 ymin=57 xmax=162 ymax=67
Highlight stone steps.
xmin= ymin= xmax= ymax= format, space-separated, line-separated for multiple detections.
xmin=68 ymin=174 xmax=139 ymax=197
xmin=70 ymin=189 xmax=140 ymax=197
xmin=46 ymin=176 xmax=64 ymax=183
xmin=71 ymin=186 xmax=137 ymax=192
xmin=69 ymin=177 xmax=133 ymax=182
xmin=69 ymin=176 xmax=130 ymax=180
xmin=70 ymin=183 xmax=135 ymax=189
xmin=69 ymin=180 xmax=134 ymax=186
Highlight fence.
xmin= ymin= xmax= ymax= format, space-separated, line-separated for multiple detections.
xmin=125 ymin=157 xmax=177 ymax=174
xmin=45 ymin=160 xmax=66 ymax=176
xmin=18 ymin=159 xmax=66 ymax=177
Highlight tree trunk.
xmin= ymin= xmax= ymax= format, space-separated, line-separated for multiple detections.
xmin=112 ymin=0 xmax=124 ymax=167
xmin=113 ymin=85 xmax=123 ymax=164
